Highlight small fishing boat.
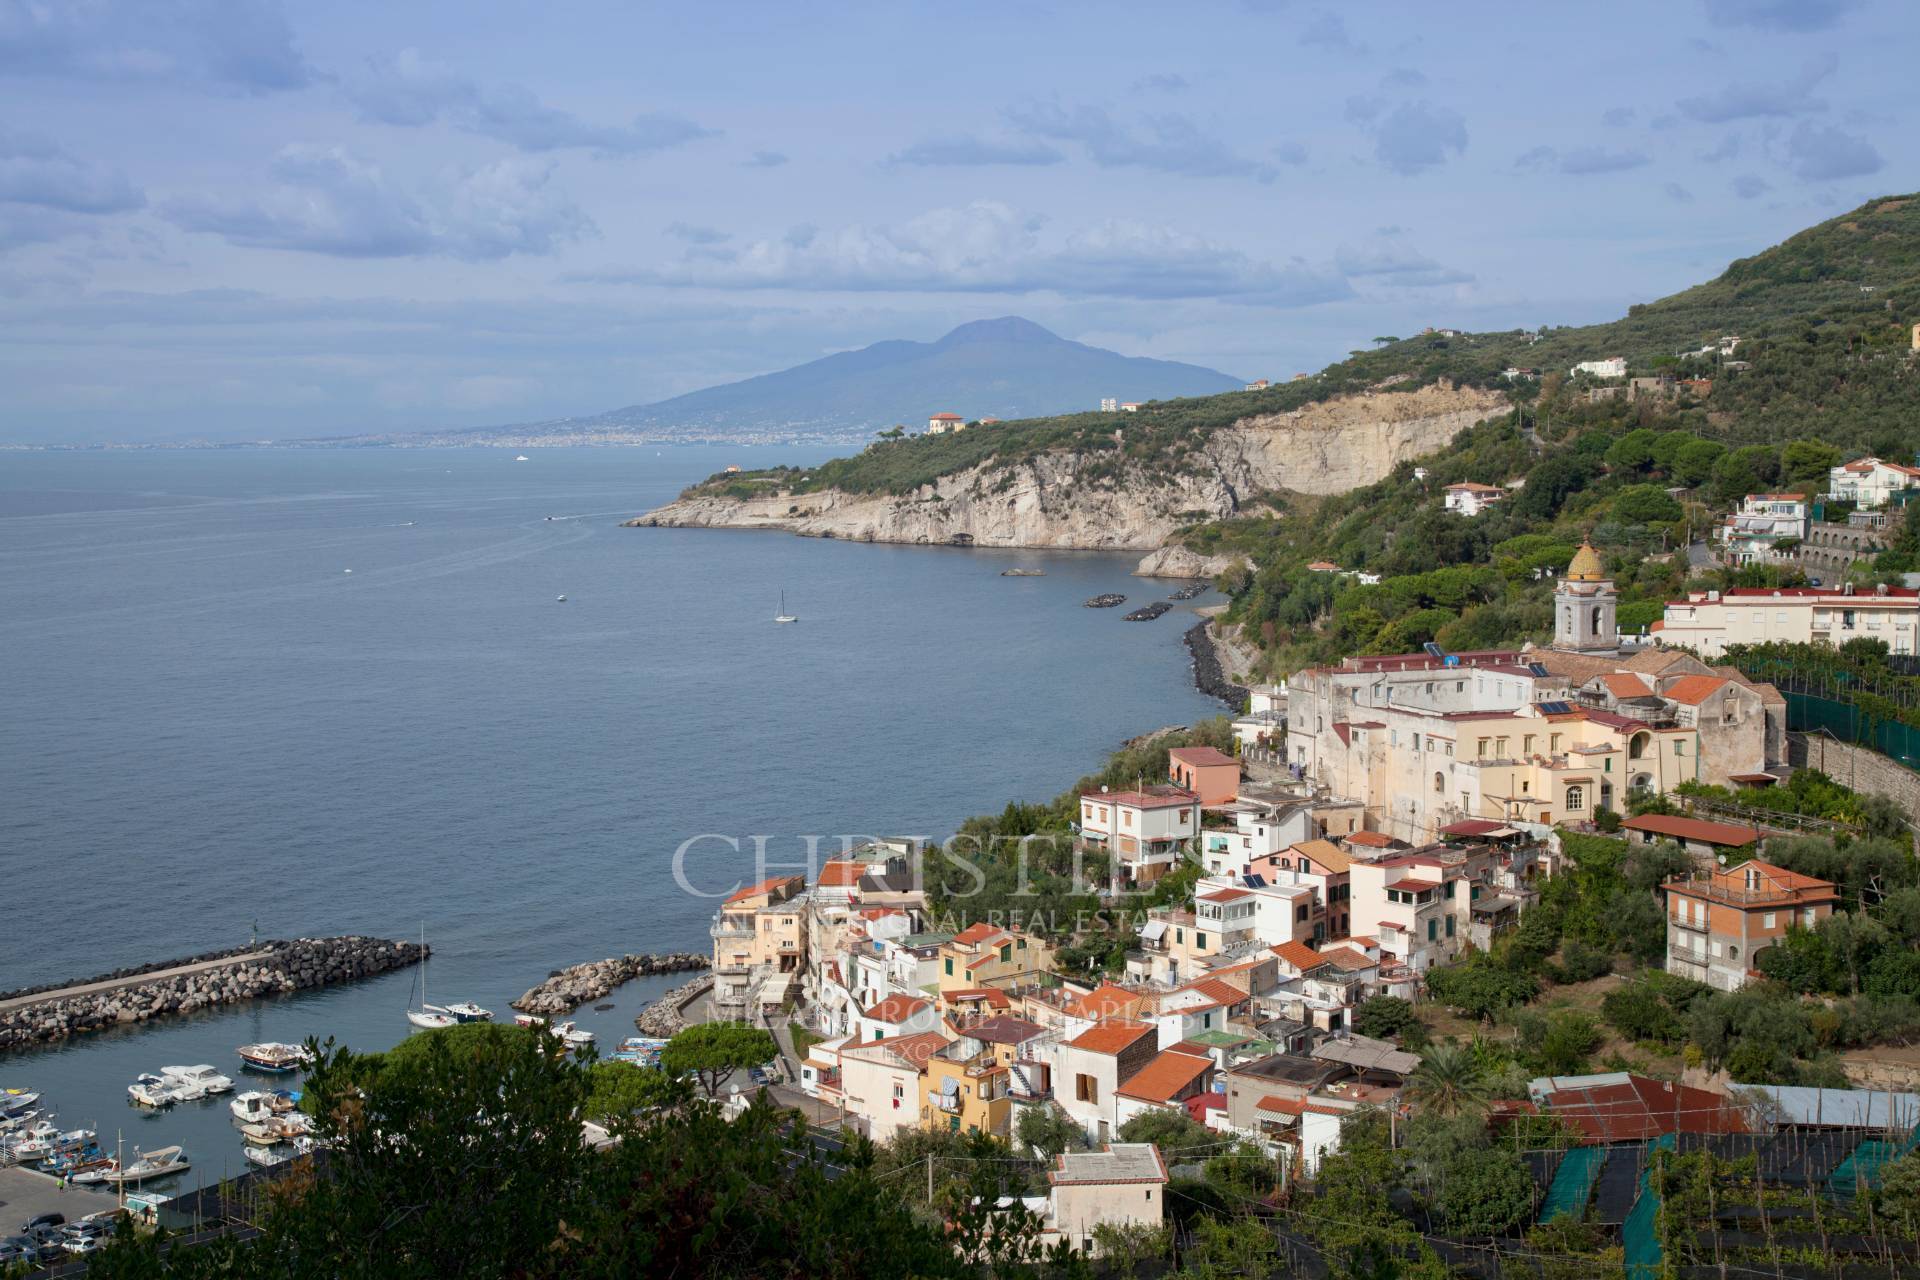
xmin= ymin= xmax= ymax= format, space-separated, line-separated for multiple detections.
xmin=556 ymin=594 xmax=567 ymax=602
xmin=515 ymin=455 xmax=530 ymax=462
xmin=0 ymin=1107 xmax=42 ymax=1132
xmin=10 ymin=1125 xmax=92 ymax=1163
xmin=774 ymin=590 xmax=797 ymax=624
xmin=161 ymin=1064 xmax=234 ymax=1095
xmin=237 ymin=1042 xmax=312 ymax=1073
xmin=443 ymin=1001 xmax=493 ymax=1023
xmin=552 ymin=1021 xmax=595 ymax=1049
xmin=45 ymin=1144 xmax=112 ymax=1178
xmin=0 ymin=1089 xmax=40 ymax=1117
xmin=267 ymin=1090 xmax=300 ymax=1114
xmin=238 ymin=1122 xmax=280 ymax=1147
xmin=128 ymin=1075 xmax=180 ymax=1108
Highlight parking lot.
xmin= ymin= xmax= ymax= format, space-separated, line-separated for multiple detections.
xmin=0 ymin=1166 xmax=117 ymax=1254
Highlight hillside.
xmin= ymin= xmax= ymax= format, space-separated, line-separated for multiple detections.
xmin=640 ymin=194 xmax=1920 ymax=573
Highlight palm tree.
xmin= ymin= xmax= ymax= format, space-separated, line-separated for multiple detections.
xmin=1405 ymin=1041 xmax=1490 ymax=1119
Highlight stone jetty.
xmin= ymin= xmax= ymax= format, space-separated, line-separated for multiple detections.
xmin=633 ymin=973 xmax=715 ymax=1038
xmin=0 ymin=936 xmax=425 ymax=1053
xmin=510 ymin=953 xmax=707 ymax=1017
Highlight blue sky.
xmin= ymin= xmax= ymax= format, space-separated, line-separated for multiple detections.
xmin=1 ymin=0 xmax=1913 ymax=443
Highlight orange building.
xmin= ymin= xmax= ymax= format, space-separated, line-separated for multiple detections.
xmin=1662 ymin=859 xmax=1838 ymax=991
xmin=1167 ymin=746 xmax=1240 ymax=806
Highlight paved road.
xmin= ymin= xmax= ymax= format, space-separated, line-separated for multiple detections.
xmin=1687 ymin=540 xmax=1716 ymax=570
xmin=0 ymin=1166 xmax=116 ymax=1233
xmin=0 ymin=952 xmax=277 ymax=1017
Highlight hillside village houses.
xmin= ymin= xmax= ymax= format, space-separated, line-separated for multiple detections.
xmin=1570 ymin=356 xmax=1628 ymax=379
xmin=1826 ymin=455 xmax=1920 ymax=509
xmin=926 ymin=412 xmax=967 ymax=434
xmin=1443 ymin=481 xmax=1507 ymax=516
xmin=1658 ymin=584 xmax=1920 ymax=658
xmin=1718 ymin=493 xmax=1810 ymax=566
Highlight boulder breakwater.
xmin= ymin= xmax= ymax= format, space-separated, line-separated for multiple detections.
xmin=0 ymin=936 xmax=425 ymax=1053
xmin=510 ymin=953 xmax=707 ymax=1017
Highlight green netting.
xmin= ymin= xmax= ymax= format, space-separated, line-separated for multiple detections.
xmin=1829 ymin=1125 xmax=1920 ymax=1198
xmin=1622 ymin=1134 xmax=1675 ymax=1280
xmin=1539 ymin=1145 xmax=1604 ymax=1223
xmin=1785 ymin=690 xmax=1920 ymax=769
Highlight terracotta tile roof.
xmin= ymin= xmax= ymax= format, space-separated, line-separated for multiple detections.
xmin=1064 ymin=982 xmax=1144 ymax=1022
xmin=1603 ymin=673 xmax=1655 ymax=699
xmin=1438 ymin=819 xmax=1506 ymax=838
xmin=1197 ymin=888 xmax=1252 ymax=903
xmin=1662 ymin=674 xmax=1729 ymax=706
xmin=1168 ymin=746 xmax=1238 ymax=767
xmin=1090 ymin=788 xmax=1197 ymax=810
xmin=1288 ymin=838 xmax=1352 ymax=872
xmin=943 ymin=987 xmax=1012 ymax=1009
xmin=1543 ymin=1074 xmax=1751 ymax=1143
xmin=1623 ymin=814 xmax=1761 ymax=847
xmin=1066 ymin=1019 xmax=1156 ymax=1056
xmin=966 ymin=1016 xmax=1044 ymax=1045
xmin=1271 ymin=940 xmax=1324 ymax=972
xmin=724 ymin=874 xmax=803 ymax=906
xmin=1316 ymin=946 xmax=1376 ymax=972
xmin=1344 ymin=831 xmax=1400 ymax=848
xmin=1256 ymin=1094 xmax=1305 ymax=1116
xmin=952 ymin=922 xmax=1007 ymax=947
xmin=817 ymin=860 xmax=863 ymax=888
xmin=865 ymin=994 xmax=931 ymax=1024
xmin=1181 ymin=977 xmax=1246 ymax=1007
xmin=1186 ymin=1091 xmax=1227 ymax=1122
xmin=844 ymin=1029 xmax=951 ymax=1067
xmin=1624 ymin=649 xmax=1701 ymax=676
xmin=1116 ymin=1051 xmax=1214 ymax=1103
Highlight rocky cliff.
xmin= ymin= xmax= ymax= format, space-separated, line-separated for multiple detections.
xmin=628 ymin=382 xmax=1508 ymax=555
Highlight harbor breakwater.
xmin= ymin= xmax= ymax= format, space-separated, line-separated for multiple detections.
xmin=511 ymin=953 xmax=707 ymax=1017
xmin=0 ymin=936 xmax=425 ymax=1052
xmin=633 ymin=974 xmax=715 ymax=1038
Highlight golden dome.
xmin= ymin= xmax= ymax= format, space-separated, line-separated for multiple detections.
xmin=1566 ymin=542 xmax=1605 ymax=582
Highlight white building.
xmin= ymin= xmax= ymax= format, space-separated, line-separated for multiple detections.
xmin=1120 ymin=402 xmax=1143 ymax=412
xmin=1571 ymin=356 xmax=1628 ymax=379
xmin=1100 ymin=398 xmax=1117 ymax=412
xmin=1827 ymin=457 xmax=1920 ymax=510
xmin=1078 ymin=787 xmax=1199 ymax=887
xmin=1718 ymin=494 xmax=1809 ymax=566
xmin=1658 ymin=584 xmax=1920 ymax=657
xmin=1443 ymin=482 xmax=1507 ymax=516
xmin=1556 ymin=543 xmax=1619 ymax=652
xmin=927 ymin=412 xmax=966 ymax=434
xmin=1200 ymin=805 xmax=1316 ymax=878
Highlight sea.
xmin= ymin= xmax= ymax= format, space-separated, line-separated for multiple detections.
xmin=0 ymin=445 xmax=1220 ymax=1186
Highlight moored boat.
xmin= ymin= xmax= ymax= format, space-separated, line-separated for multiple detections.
xmin=237 ymin=1042 xmax=312 ymax=1073
xmin=231 ymin=1091 xmax=277 ymax=1124
xmin=80 ymin=1145 xmax=189 ymax=1185
xmin=161 ymin=1064 xmax=234 ymax=1095
xmin=128 ymin=1075 xmax=180 ymax=1108
xmin=443 ymin=1001 xmax=493 ymax=1023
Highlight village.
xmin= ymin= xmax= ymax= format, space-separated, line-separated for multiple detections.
xmin=704 ymin=541 xmax=1920 ymax=1255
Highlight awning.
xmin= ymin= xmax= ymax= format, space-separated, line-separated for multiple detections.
xmin=1140 ymin=921 xmax=1168 ymax=942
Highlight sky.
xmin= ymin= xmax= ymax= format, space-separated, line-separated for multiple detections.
xmin=0 ymin=0 xmax=1914 ymax=444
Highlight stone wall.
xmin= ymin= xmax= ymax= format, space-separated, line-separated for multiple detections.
xmin=0 ymin=936 xmax=423 ymax=1053
xmin=634 ymin=974 xmax=716 ymax=1037
xmin=1789 ymin=731 xmax=1920 ymax=831
xmin=511 ymin=953 xmax=707 ymax=1017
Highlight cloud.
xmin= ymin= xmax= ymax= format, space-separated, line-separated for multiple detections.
xmin=1698 ymin=134 xmax=1742 ymax=162
xmin=1334 ymin=242 xmax=1474 ymax=288
xmin=884 ymin=136 xmax=1065 ymax=168
xmin=666 ymin=222 xmax=729 ymax=245
xmin=1366 ymin=101 xmax=1467 ymax=175
xmin=0 ymin=0 xmax=316 ymax=92
xmin=1132 ymin=73 xmax=1188 ymax=93
xmin=1664 ymin=182 xmax=1696 ymax=203
xmin=348 ymin=49 xmax=715 ymax=155
xmin=1005 ymin=101 xmax=1280 ymax=182
xmin=1783 ymin=121 xmax=1882 ymax=181
xmin=743 ymin=150 xmax=788 ymax=168
xmin=1602 ymin=106 xmax=1636 ymax=127
xmin=569 ymin=201 xmax=1356 ymax=308
xmin=1732 ymin=173 xmax=1772 ymax=199
xmin=162 ymin=145 xmax=593 ymax=260
xmin=1300 ymin=12 xmax=1366 ymax=52
xmin=1273 ymin=141 xmax=1309 ymax=166
xmin=1383 ymin=67 xmax=1427 ymax=88
xmin=1702 ymin=0 xmax=1855 ymax=31
xmin=0 ymin=128 xmax=144 ymax=213
xmin=1516 ymin=145 xmax=1651 ymax=175
xmin=1677 ymin=53 xmax=1834 ymax=122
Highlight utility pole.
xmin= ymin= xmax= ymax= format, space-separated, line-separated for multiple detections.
xmin=927 ymin=1151 xmax=934 ymax=1205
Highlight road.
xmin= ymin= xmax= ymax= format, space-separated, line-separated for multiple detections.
xmin=1686 ymin=540 xmax=1716 ymax=571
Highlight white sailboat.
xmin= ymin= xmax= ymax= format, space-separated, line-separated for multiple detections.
xmin=774 ymin=590 xmax=797 ymax=624
xmin=406 ymin=926 xmax=457 ymax=1030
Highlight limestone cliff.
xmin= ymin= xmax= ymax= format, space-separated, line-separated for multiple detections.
xmin=628 ymin=382 xmax=1507 ymax=553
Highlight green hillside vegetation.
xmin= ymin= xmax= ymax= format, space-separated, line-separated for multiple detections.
xmin=690 ymin=194 xmax=1920 ymax=508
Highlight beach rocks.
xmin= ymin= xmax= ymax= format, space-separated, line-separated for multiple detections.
xmin=633 ymin=974 xmax=715 ymax=1038
xmin=0 ymin=936 xmax=425 ymax=1054
xmin=510 ymin=953 xmax=707 ymax=1017
xmin=1185 ymin=619 xmax=1249 ymax=709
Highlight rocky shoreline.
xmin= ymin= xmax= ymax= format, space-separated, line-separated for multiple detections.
xmin=1185 ymin=619 xmax=1249 ymax=709
xmin=634 ymin=974 xmax=715 ymax=1037
xmin=511 ymin=953 xmax=707 ymax=1017
xmin=0 ymin=936 xmax=425 ymax=1053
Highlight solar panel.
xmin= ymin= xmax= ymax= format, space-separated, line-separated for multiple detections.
xmin=1241 ymin=874 xmax=1268 ymax=888
xmin=1528 ymin=662 xmax=1551 ymax=676
xmin=1423 ymin=642 xmax=1447 ymax=658
xmin=1538 ymin=701 xmax=1572 ymax=714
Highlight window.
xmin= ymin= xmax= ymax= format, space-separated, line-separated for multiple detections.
xmin=1076 ymin=1074 xmax=1097 ymax=1103
xmin=1196 ymin=932 xmax=1208 ymax=949
xmin=1604 ymin=757 xmax=1613 ymax=773
xmin=1727 ymin=944 xmax=1739 ymax=961
xmin=1434 ymin=772 xmax=1445 ymax=793
xmin=1550 ymin=733 xmax=1562 ymax=752
xmin=999 ymin=944 xmax=1011 ymax=963
xmin=1446 ymin=915 xmax=1455 ymax=938
xmin=1478 ymin=738 xmax=1490 ymax=757
xmin=1763 ymin=912 xmax=1777 ymax=929
xmin=893 ymin=1082 xmax=903 ymax=1098
xmin=1297 ymin=904 xmax=1309 ymax=922
xmin=944 ymin=958 xmax=953 ymax=976
xmin=1524 ymin=734 xmax=1536 ymax=755
xmin=1427 ymin=918 xmax=1438 ymax=941
xmin=1175 ymin=929 xmax=1184 ymax=944
xmin=1566 ymin=786 xmax=1585 ymax=811
xmin=1674 ymin=739 xmax=1687 ymax=756
xmin=874 ymin=1029 xmax=885 ymax=1040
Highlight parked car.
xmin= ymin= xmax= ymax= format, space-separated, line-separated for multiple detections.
xmin=19 ymin=1212 xmax=64 ymax=1237
xmin=0 ymin=1235 xmax=44 ymax=1268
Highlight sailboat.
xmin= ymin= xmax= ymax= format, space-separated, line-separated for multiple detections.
xmin=774 ymin=590 xmax=797 ymax=624
xmin=405 ymin=926 xmax=457 ymax=1030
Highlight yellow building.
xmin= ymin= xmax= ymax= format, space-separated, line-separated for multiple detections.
xmin=925 ymin=1044 xmax=1014 ymax=1137
xmin=938 ymin=922 xmax=1055 ymax=993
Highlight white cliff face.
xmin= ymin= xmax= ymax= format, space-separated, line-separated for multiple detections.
xmin=628 ymin=383 xmax=1508 ymax=553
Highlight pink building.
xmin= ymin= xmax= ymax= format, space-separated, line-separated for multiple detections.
xmin=1167 ymin=746 xmax=1240 ymax=806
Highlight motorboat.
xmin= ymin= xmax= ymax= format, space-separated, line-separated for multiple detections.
xmin=44 ymin=1144 xmax=112 ymax=1178
xmin=556 ymin=595 xmax=567 ymax=603
xmin=231 ymin=1091 xmax=277 ymax=1124
xmin=267 ymin=1089 xmax=300 ymax=1114
xmin=10 ymin=1125 xmax=92 ymax=1163
xmin=101 ymin=1143 xmax=189 ymax=1189
xmin=552 ymin=1022 xmax=595 ymax=1049
xmin=0 ymin=1089 xmax=39 ymax=1118
xmin=514 ymin=455 xmax=530 ymax=462
xmin=443 ymin=1002 xmax=493 ymax=1023
xmin=161 ymin=1064 xmax=234 ymax=1095
xmin=237 ymin=1042 xmax=312 ymax=1073
xmin=128 ymin=1075 xmax=180 ymax=1108
xmin=238 ymin=1122 xmax=280 ymax=1146
xmin=0 ymin=1107 xmax=42 ymax=1132
xmin=244 ymin=1136 xmax=314 ymax=1168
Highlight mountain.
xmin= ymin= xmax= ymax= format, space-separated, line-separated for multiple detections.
xmin=569 ymin=316 xmax=1240 ymax=438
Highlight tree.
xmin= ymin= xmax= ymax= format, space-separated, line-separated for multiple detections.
xmin=1612 ymin=484 xmax=1684 ymax=525
xmin=1671 ymin=437 xmax=1726 ymax=487
xmin=1435 ymin=1147 xmax=1535 ymax=1236
xmin=660 ymin=1023 xmax=778 ymax=1098
xmin=1423 ymin=957 xmax=1539 ymax=1022
xmin=1782 ymin=438 xmax=1840 ymax=483
xmin=1015 ymin=1104 xmax=1083 ymax=1160
xmin=1405 ymin=1041 xmax=1489 ymax=1118
xmin=1117 ymin=1107 xmax=1218 ymax=1166
xmin=1353 ymin=995 xmax=1425 ymax=1045
xmin=585 ymin=1059 xmax=691 ymax=1121
xmin=1089 ymin=1221 xmax=1171 ymax=1269
xmin=1602 ymin=978 xmax=1683 ymax=1044
xmin=1604 ymin=428 xmax=1658 ymax=472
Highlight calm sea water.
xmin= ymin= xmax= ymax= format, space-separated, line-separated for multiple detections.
xmin=0 ymin=446 xmax=1218 ymax=1183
